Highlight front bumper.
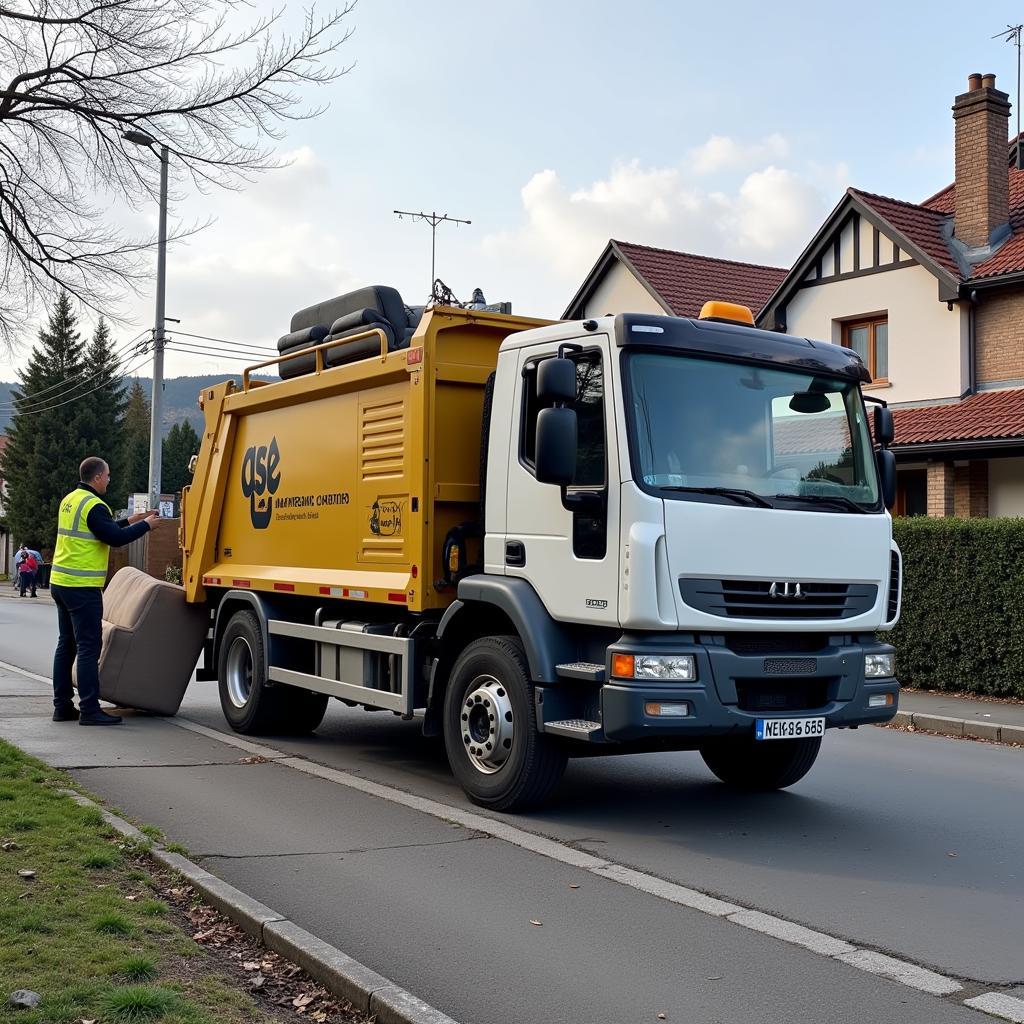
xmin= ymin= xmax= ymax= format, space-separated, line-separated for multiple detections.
xmin=594 ymin=635 xmax=898 ymax=743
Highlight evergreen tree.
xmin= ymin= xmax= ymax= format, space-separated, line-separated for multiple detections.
xmin=3 ymin=293 xmax=92 ymax=550
xmin=122 ymin=379 xmax=151 ymax=499
xmin=79 ymin=317 xmax=128 ymax=511
xmin=161 ymin=420 xmax=201 ymax=496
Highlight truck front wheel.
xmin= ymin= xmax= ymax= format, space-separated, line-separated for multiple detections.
xmin=443 ymin=636 xmax=567 ymax=811
xmin=217 ymin=609 xmax=328 ymax=735
xmin=699 ymin=734 xmax=822 ymax=790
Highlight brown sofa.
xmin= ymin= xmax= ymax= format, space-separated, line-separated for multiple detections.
xmin=75 ymin=567 xmax=208 ymax=715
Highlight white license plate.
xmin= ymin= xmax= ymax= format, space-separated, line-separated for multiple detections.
xmin=755 ymin=717 xmax=825 ymax=741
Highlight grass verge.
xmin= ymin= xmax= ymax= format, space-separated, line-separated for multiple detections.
xmin=0 ymin=739 xmax=366 ymax=1023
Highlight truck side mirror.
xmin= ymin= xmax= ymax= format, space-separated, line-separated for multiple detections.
xmin=537 ymin=358 xmax=576 ymax=404
xmin=535 ymin=407 xmax=577 ymax=485
xmin=876 ymin=448 xmax=896 ymax=510
xmin=874 ymin=405 xmax=894 ymax=448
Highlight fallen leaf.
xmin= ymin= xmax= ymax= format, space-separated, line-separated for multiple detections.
xmin=237 ymin=755 xmax=269 ymax=765
xmin=243 ymin=961 xmax=261 ymax=971
xmin=530 ymin=919 xmax=542 ymax=926
xmin=947 ymin=852 xmax=957 ymax=858
xmin=311 ymin=1013 xmax=328 ymax=1023
xmin=125 ymin=894 xmax=139 ymax=901
xmin=2 ymin=841 xmax=19 ymax=851
xmin=293 ymin=993 xmax=315 ymax=1008
xmin=249 ymin=974 xmax=266 ymax=991
xmin=657 ymin=1015 xmax=667 ymax=1020
xmin=568 ymin=884 xmax=580 ymax=889
xmin=18 ymin=869 xmax=36 ymax=879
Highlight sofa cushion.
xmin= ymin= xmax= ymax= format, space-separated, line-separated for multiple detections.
xmin=276 ymin=323 xmax=329 ymax=354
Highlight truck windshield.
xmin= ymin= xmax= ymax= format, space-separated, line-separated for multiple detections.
xmin=625 ymin=351 xmax=881 ymax=512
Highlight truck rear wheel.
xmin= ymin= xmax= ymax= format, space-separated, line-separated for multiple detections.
xmin=699 ymin=734 xmax=822 ymax=791
xmin=217 ymin=609 xmax=328 ymax=735
xmin=443 ymin=636 xmax=567 ymax=811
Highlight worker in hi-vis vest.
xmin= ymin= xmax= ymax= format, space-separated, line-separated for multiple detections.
xmin=51 ymin=456 xmax=165 ymax=725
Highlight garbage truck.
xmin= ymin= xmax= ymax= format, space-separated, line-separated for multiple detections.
xmin=179 ymin=284 xmax=901 ymax=810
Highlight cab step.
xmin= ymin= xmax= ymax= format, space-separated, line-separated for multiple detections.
xmin=543 ymin=719 xmax=603 ymax=739
xmin=555 ymin=662 xmax=606 ymax=682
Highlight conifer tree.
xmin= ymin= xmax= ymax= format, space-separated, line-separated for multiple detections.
xmin=3 ymin=293 xmax=91 ymax=549
xmin=79 ymin=317 xmax=128 ymax=511
xmin=161 ymin=420 xmax=202 ymax=496
xmin=121 ymin=380 xmax=151 ymax=499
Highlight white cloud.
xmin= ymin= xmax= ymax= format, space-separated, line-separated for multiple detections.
xmin=688 ymin=133 xmax=789 ymax=175
xmin=480 ymin=138 xmax=841 ymax=317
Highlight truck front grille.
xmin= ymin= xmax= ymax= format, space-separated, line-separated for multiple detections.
xmin=735 ymin=679 xmax=831 ymax=713
xmin=680 ymin=578 xmax=877 ymax=620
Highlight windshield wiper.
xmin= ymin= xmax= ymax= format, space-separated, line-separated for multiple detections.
xmin=773 ymin=493 xmax=867 ymax=514
xmin=660 ymin=485 xmax=773 ymax=509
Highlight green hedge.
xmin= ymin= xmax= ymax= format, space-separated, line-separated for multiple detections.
xmin=889 ymin=517 xmax=1024 ymax=697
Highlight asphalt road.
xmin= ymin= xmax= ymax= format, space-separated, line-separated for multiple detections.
xmin=3 ymin=596 xmax=1022 ymax=1023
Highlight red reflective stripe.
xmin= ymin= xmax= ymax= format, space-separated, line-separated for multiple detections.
xmin=387 ymin=592 xmax=407 ymax=603
xmin=203 ymin=576 xmax=221 ymax=586
xmin=232 ymin=579 xmax=250 ymax=588
xmin=274 ymin=582 xmax=295 ymax=592
xmin=407 ymin=348 xmax=423 ymax=365
xmin=319 ymin=586 xmax=332 ymax=595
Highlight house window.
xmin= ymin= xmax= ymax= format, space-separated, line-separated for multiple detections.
xmin=895 ymin=469 xmax=926 ymax=517
xmin=842 ymin=317 xmax=888 ymax=382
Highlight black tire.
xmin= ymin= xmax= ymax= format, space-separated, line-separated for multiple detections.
xmin=443 ymin=636 xmax=567 ymax=811
xmin=217 ymin=609 xmax=328 ymax=735
xmin=699 ymin=734 xmax=822 ymax=791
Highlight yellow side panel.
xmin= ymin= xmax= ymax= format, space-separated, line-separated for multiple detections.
xmin=218 ymin=394 xmax=362 ymax=571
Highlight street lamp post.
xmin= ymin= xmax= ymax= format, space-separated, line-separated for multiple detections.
xmin=123 ymin=130 xmax=169 ymax=511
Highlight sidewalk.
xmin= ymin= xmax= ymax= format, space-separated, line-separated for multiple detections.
xmin=0 ymin=582 xmax=53 ymax=602
xmin=894 ymin=689 xmax=1024 ymax=744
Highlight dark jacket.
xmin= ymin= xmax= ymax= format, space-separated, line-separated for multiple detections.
xmin=80 ymin=483 xmax=152 ymax=548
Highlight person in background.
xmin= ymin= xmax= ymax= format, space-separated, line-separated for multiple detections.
xmin=18 ymin=549 xmax=38 ymax=597
xmin=50 ymin=457 xmax=164 ymax=726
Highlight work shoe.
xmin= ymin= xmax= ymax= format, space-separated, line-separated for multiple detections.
xmin=79 ymin=711 xmax=123 ymax=726
xmin=52 ymin=704 xmax=80 ymax=722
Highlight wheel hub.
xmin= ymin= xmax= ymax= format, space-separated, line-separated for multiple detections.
xmin=225 ymin=636 xmax=254 ymax=709
xmin=460 ymin=675 xmax=514 ymax=774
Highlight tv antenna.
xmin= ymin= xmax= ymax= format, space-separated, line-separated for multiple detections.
xmin=994 ymin=23 xmax=1024 ymax=168
xmin=394 ymin=209 xmax=471 ymax=296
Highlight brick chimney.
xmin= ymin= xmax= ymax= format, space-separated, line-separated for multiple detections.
xmin=952 ymin=72 xmax=1011 ymax=249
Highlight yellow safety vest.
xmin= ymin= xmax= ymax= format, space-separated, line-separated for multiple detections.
xmin=51 ymin=487 xmax=110 ymax=587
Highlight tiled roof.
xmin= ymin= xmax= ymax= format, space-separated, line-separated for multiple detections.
xmin=613 ymin=240 xmax=787 ymax=318
xmin=892 ymin=389 xmax=1024 ymax=446
xmin=849 ymin=189 xmax=961 ymax=278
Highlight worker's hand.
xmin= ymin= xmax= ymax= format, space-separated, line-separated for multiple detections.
xmin=126 ymin=510 xmax=159 ymax=525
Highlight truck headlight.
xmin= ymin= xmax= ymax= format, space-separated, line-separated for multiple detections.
xmin=631 ymin=654 xmax=697 ymax=681
xmin=865 ymin=653 xmax=895 ymax=678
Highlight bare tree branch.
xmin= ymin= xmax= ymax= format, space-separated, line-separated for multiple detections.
xmin=0 ymin=0 xmax=354 ymax=349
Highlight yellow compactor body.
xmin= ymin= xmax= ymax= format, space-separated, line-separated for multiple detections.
xmin=181 ymin=306 xmax=550 ymax=612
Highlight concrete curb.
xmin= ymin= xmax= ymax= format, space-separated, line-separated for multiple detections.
xmin=889 ymin=709 xmax=1024 ymax=746
xmin=64 ymin=790 xmax=460 ymax=1024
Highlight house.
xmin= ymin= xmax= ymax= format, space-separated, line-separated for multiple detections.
xmin=758 ymin=72 xmax=1024 ymax=518
xmin=563 ymin=238 xmax=787 ymax=320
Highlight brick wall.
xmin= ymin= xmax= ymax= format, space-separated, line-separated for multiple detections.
xmin=975 ymin=286 xmax=1024 ymax=383
xmin=927 ymin=461 xmax=955 ymax=517
xmin=105 ymin=520 xmax=180 ymax=584
xmin=953 ymin=461 xmax=990 ymax=517
xmin=952 ymin=79 xmax=1010 ymax=249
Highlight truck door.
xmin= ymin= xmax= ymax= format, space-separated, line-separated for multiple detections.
xmin=505 ymin=337 xmax=620 ymax=626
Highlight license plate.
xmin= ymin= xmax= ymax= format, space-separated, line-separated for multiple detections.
xmin=755 ymin=717 xmax=825 ymax=741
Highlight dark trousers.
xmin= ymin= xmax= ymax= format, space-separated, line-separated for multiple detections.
xmin=18 ymin=570 xmax=36 ymax=597
xmin=51 ymin=584 xmax=103 ymax=715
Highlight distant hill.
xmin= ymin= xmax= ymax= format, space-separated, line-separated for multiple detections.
xmin=0 ymin=373 xmax=276 ymax=437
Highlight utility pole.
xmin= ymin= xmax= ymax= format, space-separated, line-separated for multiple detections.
xmin=393 ymin=209 xmax=471 ymax=296
xmin=123 ymin=130 xmax=170 ymax=510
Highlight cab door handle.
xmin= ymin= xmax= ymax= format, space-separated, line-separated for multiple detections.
xmin=505 ymin=541 xmax=526 ymax=567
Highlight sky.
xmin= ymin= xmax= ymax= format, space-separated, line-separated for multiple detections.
xmin=3 ymin=0 xmax=1024 ymax=382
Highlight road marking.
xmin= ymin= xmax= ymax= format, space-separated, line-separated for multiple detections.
xmin=0 ymin=661 xmax=982 ymax=1018
xmin=965 ymin=994 xmax=1024 ymax=1022
xmin=834 ymin=950 xmax=962 ymax=995
xmin=0 ymin=658 xmax=50 ymax=684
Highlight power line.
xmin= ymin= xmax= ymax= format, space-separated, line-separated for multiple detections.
xmin=0 ymin=330 xmax=150 ymax=409
xmin=0 ymin=333 xmax=151 ymax=414
xmin=166 ymin=341 xmax=277 ymax=362
xmin=11 ymin=351 xmax=154 ymax=416
xmin=169 ymin=329 xmax=275 ymax=354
